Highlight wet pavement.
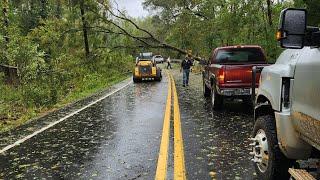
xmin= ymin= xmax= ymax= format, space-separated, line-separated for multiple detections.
xmin=0 ymin=68 xmax=257 ymax=179
xmin=0 ymin=77 xmax=168 ymax=179
xmin=171 ymin=70 xmax=256 ymax=180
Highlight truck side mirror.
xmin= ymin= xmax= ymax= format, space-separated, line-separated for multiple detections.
xmin=277 ymin=8 xmax=307 ymax=49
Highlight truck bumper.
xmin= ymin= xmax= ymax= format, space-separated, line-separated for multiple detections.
xmin=275 ymin=110 xmax=312 ymax=159
xmin=218 ymin=88 xmax=255 ymax=96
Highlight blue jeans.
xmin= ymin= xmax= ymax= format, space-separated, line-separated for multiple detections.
xmin=183 ymin=69 xmax=190 ymax=85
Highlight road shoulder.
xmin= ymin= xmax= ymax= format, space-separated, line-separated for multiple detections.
xmin=0 ymin=78 xmax=132 ymax=150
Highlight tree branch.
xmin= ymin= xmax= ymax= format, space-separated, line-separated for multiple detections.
xmin=98 ymin=2 xmax=161 ymax=43
xmin=89 ymin=1 xmax=202 ymax=61
xmin=185 ymin=6 xmax=209 ymax=20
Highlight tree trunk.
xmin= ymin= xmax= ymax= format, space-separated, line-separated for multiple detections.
xmin=3 ymin=0 xmax=9 ymax=43
xmin=40 ymin=0 xmax=48 ymax=19
xmin=266 ymin=0 xmax=272 ymax=26
xmin=80 ymin=0 xmax=90 ymax=57
xmin=56 ymin=0 xmax=62 ymax=18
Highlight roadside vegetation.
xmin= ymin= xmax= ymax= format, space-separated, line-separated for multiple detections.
xmin=141 ymin=0 xmax=320 ymax=60
xmin=0 ymin=1 xmax=133 ymax=132
xmin=0 ymin=0 xmax=319 ymax=132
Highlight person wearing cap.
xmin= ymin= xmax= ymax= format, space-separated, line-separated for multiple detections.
xmin=180 ymin=54 xmax=193 ymax=87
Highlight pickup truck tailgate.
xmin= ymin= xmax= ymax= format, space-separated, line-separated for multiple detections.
xmin=224 ymin=64 xmax=266 ymax=87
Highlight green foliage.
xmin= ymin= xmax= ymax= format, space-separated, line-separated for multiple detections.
xmin=294 ymin=0 xmax=320 ymax=25
xmin=0 ymin=0 xmax=133 ymax=129
xmin=143 ymin=0 xmax=296 ymax=61
xmin=2 ymin=0 xmax=318 ymax=131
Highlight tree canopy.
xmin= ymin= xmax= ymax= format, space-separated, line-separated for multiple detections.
xmin=0 ymin=0 xmax=319 ymax=125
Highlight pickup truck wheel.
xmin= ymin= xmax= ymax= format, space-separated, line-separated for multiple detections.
xmin=203 ymin=79 xmax=211 ymax=97
xmin=251 ymin=115 xmax=294 ymax=180
xmin=211 ymin=87 xmax=223 ymax=109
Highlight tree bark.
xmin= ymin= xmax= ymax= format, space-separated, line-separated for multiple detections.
xmin=80 ymin=0 xmax=90 ymax=57
xmin=56 ymin=0 xmax=62 ymax=18
xmin=40 ymin=0 xmax=48 ymax=19
xmin=3 ymin=0 xmax=9 ymax=43
xmin=266 ymin=0 xmax=272 ymax=26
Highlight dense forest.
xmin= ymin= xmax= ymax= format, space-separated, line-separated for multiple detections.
xmin=0 ymin=0 xmax=319 ymax=131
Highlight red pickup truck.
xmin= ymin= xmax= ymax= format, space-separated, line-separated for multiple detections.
xmin=202 ymin=45 xmax=268 ymax=109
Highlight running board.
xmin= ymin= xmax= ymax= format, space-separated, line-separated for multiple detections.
xmin=288 ymin=168 xmax=316 ymax=180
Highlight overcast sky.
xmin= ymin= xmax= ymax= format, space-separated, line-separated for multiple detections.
xmin=116 ymin=0 xmax=149 ymax=18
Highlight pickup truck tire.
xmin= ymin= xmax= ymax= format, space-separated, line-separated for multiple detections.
xmin=211 ymin=86 xmax=223 ymax=109
xmin=252 ymin=115 xmax=294 ymax=180
xmin=203 ymin=79 xmax=211 ymax=97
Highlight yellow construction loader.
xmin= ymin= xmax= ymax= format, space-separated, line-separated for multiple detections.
xmin=133 ymin=56 xmax=162 ymax=83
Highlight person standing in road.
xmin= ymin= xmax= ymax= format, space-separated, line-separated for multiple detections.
xmin=180 ymin=54 xmax=193 ymax=87
xmin=167 ymin=56 xmax=172 ymax=69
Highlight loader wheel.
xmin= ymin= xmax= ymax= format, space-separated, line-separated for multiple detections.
xmin=251 ymin=115 xmax=295 ymax=180
xmin=155 ymin=70 xmax=162 ymax=81
xmin=133 ymin=77 xmax=140 ymax=83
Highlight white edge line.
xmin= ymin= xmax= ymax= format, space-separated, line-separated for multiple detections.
xmin=0 ymin=80 xmax=132 ymax=154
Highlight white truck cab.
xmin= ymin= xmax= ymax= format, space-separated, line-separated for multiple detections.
xmin=251 ymin=8 xmax=320 ymax=179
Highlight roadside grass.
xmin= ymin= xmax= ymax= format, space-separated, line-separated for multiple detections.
xmin=0 ymin=72 xmax=130 ymax=133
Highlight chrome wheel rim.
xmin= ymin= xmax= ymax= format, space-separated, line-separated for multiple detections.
xmin=252 ymin=129 xmax=269 ymax=173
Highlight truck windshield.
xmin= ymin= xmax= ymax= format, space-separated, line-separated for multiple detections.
xmin=216 ymin=48 xmax=266 ymax=63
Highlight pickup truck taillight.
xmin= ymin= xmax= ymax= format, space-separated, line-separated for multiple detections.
xmin=218 ymin=68 xmax=225 ymax=84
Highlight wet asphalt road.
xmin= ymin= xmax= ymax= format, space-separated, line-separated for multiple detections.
xmin=0 ymin=68 xmax=256 ymax=179
xmin=172 ymin=70 xmax=256 ymax=180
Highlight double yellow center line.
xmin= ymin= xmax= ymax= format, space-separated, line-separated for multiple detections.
xmin=155 ymin=72 xmax=186 ymax=180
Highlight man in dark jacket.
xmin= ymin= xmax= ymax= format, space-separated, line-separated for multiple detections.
xmin=180 ymin=54 xmax=193 ymax=87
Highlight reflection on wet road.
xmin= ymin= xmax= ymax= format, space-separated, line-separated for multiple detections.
xmin=0 ymin=77 xmax=168 ymax=179
xmin=0 ymin=69 xmax=257 ymax=180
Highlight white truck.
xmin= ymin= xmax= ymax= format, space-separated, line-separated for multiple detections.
xmin=153 ymin=55 xmax=164 ymax=64
xmin=250 ymin=8 xmax=320 ymax=179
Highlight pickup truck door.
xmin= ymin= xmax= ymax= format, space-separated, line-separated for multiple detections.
xmin=292 ymin=47 xmax=320 ymax=150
